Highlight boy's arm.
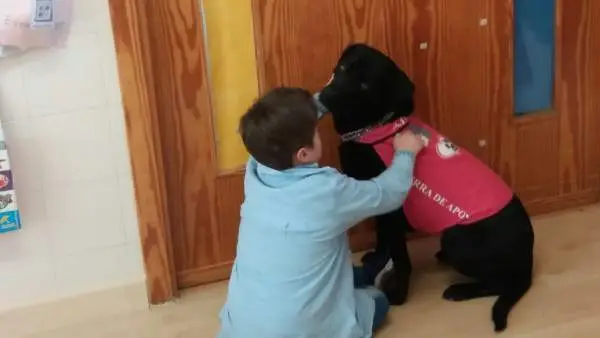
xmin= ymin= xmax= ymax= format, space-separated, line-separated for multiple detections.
xmin=333 ymin=150 xmax=416 ymax=229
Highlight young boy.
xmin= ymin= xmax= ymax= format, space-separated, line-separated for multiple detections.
xmin=217 ymin=87 xmax=424 ymax=338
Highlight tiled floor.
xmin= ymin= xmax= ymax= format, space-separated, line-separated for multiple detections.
xmin=2 ymin=205 xmax=600 ymax=338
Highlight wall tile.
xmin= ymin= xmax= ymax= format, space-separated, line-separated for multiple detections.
xmin=119 ymin=176 xmax=140 ymax=249
xmin=32 ymin=108 xmax=116 ymax=187
xmin=0 ymin=258 xmax=57 ymax=312
xmin=20 ymin=31 xmax=108 ymax=117
xmin=108 ymin=103 xmax=132 ymax=178
xmin=0 ymin=58 xmax=28 ymax=122
xmin=54 ymin=244 xmax=143 ymax=298
xmin=46 ymin=180 xmax=126 ymax=256
xmin=71 ymin=0 xmax=112 ymax=35
xmin=0 ymin=189 xmax=51 ymax=260
xmin=0 ymin=0 xmax=143 ymax=311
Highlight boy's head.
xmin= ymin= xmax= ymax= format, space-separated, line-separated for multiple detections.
xmin=240 ymin=87 xmax=322 ymax=170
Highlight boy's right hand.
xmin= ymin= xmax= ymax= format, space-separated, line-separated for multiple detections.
xmin=393 ymin=130 xmax=425 ymax=154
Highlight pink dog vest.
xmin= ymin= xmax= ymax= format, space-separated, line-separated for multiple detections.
xmin=357 ymin=117 xmax=513 ymax=235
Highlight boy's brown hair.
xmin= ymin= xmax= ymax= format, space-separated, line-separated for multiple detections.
xmin=239 ymin=87 xmax=319 ymax=170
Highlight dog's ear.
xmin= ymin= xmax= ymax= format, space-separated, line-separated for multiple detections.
xmin=383 ymin=61 xmax=415 ymax=116
xmin=335 ymin=43 xmax=377 ymax=71
xmin=339 ymin=43 xmax=372 ymax=59
xmin=341 ymin=43 xmax=416 ymax=117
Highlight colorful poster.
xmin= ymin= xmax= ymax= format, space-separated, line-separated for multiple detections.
xmin=0 ymin=149 xmax=10 ymax=171
xmin=0 ymin=120 xmax=21 ymax=233
xmin=0 ymin=170 xmax=14 ymax=192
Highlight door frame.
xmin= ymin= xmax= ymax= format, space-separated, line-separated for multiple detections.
xmin=107 ymin=0 xmax=195 ymax=304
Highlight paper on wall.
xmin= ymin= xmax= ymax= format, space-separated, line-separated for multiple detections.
xmin=0 ymin=0 xmax=73 ymax=57
xmin=0 ymin=120 xmax=21 ymax=233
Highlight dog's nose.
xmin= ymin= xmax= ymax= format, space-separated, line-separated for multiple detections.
xmin=313 ymin=92 xmax=329 ymax=118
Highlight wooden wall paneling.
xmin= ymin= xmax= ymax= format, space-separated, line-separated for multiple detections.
xmin=523 ymin=0 xmax=600 ymax=209
xmin=107 ymin=0 xmax=178 ymax=303
xmin=489 ymin=1 xmax=518 ymax=189
xmin=556 ymin=0 xmax=585 ymax=194
xmin=559 ymin=0 xmax=600 ymax=193
xmin=414 ymin=0 xmax=507 ymax=165
xmin=496 ymin=0 xmax=600 ymax=214
xmin=514 ymin=118 xmax=561 ymax=202
xmin=492 ymin=0 xmax=565 ymax=206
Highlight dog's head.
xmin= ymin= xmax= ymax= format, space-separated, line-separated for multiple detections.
xmin=315 ymin=43 xmax=415 ymax=136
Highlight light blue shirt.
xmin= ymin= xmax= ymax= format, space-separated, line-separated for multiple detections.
xmin=217 ymin=151 xmax=415 ymax=338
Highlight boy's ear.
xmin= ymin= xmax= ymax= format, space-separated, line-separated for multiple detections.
xmin=295 ymin=146 xmax=312 ymax=163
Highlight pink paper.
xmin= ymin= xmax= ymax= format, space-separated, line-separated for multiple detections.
xmin=0 ymin=0 xmax=72 ymax=51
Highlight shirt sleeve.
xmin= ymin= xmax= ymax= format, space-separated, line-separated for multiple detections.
xmin=332 ymin=150 xmax=416 ymax=231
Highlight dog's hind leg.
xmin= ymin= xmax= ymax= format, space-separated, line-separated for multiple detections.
xmin=439 ymin=225 xmax=504 ymax=301
xmin=442 ymin=282 xmax=501 ymax=301
xmin=491 ymin=271 xmax=532 ymax=332
xmin=443 ymin=271 xmax=531 ymax=332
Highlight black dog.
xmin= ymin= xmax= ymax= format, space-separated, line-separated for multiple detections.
xmin=314 ymin=43 xmax=535 ymax=332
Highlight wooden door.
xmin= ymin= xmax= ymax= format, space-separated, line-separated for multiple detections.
xmin=108 ymin=0 xmax=241 ymax=303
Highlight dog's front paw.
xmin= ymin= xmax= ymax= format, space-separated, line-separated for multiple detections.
xmin=380 ymin=269 xmax=409 ymax=305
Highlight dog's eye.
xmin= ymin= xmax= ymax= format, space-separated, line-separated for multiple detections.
xmin=339 ymin=65 xmax=346 ymax=72
xmin=360 ymin=83 xmax=369 ymax=90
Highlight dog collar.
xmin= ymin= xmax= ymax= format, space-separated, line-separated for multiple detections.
xmin=340 ymin=113 xmax=406 ymax=143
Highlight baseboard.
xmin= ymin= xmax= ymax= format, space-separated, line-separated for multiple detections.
xmin=177 ymin=263 xmax=233 ymax=288
xmin=525 ymin=189 xmax=600 ymax=216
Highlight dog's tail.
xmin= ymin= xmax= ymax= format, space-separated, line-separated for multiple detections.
xmin=491 ymin=275 xmax=531 ymax=332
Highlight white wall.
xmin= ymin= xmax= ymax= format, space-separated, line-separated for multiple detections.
xmin=0 ymin=1 xmax=144 ymax=311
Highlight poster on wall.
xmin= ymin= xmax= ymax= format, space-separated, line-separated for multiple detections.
xmin=0 ymin=0 xmax=73 ymax=58
xmin=0 ymin=121 xmax=21 ymax=233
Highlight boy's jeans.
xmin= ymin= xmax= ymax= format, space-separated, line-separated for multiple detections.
xmin=353 ymin=266 xmax=390 ymax=332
